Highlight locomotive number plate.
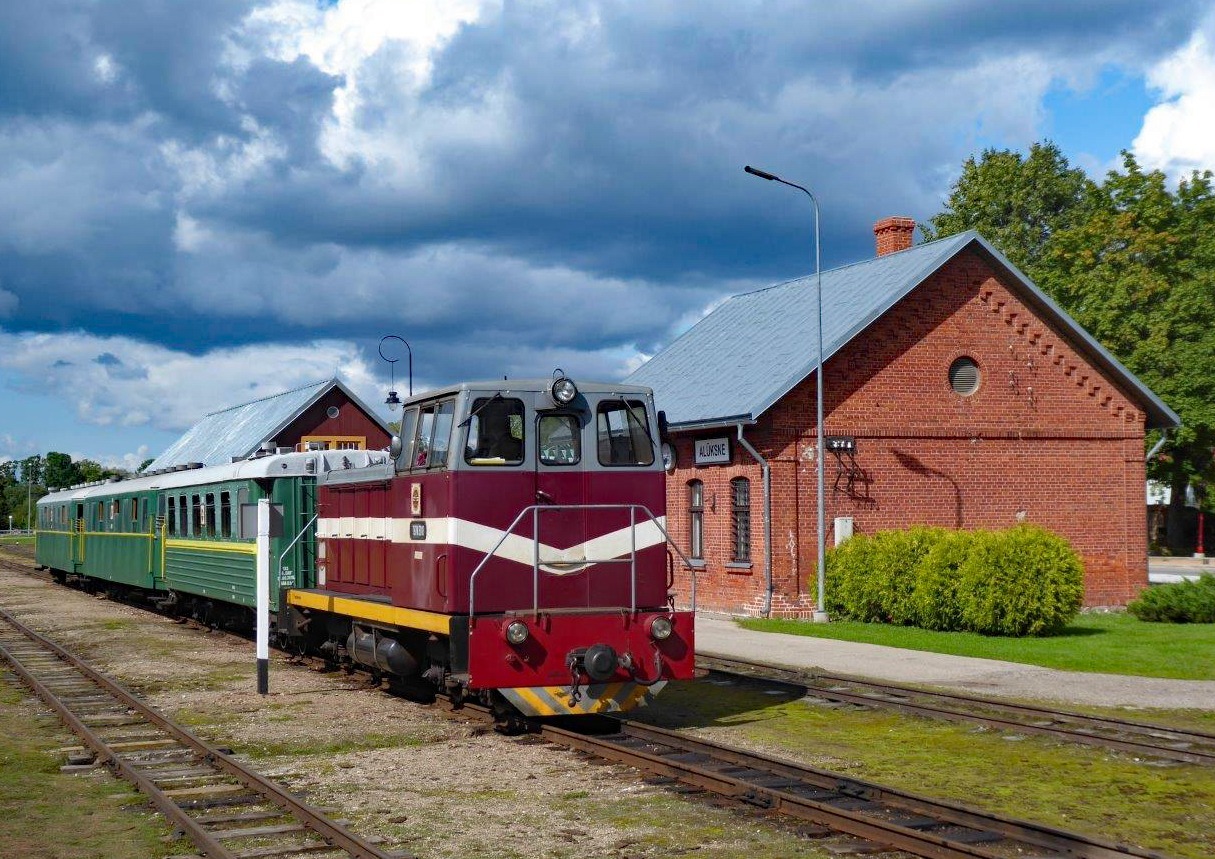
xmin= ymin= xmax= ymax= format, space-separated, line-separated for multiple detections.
xmin=409 ymin=521 xmax=427 ymax=541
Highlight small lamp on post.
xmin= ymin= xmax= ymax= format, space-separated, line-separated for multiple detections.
xmin=744 ymin=164 xmax=828 ymax=622
xmin=378 ymin=335 xmax=412 ymax=413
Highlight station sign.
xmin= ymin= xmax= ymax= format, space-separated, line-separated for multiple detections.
xmin=694 ymin=437 xmax=731 ymax=466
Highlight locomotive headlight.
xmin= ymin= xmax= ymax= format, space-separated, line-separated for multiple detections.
xmin=550 ymin=376 xmax=578 ymax=406
xmin=504 ymin=620 xmax=530 ymax=645
xmin=649 ymin=616 xmax=674 ymax=641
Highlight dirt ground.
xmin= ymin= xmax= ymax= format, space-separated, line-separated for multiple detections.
xmin=0 ymin=549 xmax=826 ymax=859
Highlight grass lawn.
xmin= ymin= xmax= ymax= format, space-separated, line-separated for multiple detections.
xmin=637 ymin=678 xmax=1215 ymax=859
xmin=0 ymin=535 xmax=33 ymax=546
xmin=738 ymin=612 xmax=1215 ymax=680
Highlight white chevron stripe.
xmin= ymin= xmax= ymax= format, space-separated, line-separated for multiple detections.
xmin=317 ymin=515 xmax=667 ymax=575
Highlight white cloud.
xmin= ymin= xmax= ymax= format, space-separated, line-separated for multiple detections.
xmin=0 ymin=330 xmax=379 ymax=434
xmin=247 ymin=0 xmax=499 ymax=180
xmin=1133 ymin=20 xmax=1215 ymax=179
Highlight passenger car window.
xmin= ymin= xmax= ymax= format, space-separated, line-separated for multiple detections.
xmin=596 ymin=400 xmax=655 ymax=466
xmin=465 ymin=398 xmax=526 ymax=465
xmin=539 ymin=414 xmax=580 ymax=465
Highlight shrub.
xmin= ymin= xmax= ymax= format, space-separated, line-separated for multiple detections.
xmin=867 ymin=527 xmax=944 ymax=625
xmin=826 ymin=524 xmax=1085 ymax=636
xmin=956 ymin=524 xmax=1084 ymax=636
xmin=910 ymin=529 xmax=971 ymax=630
xmin=1128 ymin=576 xmax=1215 ymax=623
xmin=824 ymin=532 xmax=881 ymax=621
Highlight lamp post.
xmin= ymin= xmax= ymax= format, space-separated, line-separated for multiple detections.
xmin=745 ymin=165 xmax=828 ymax=622
xmin=378 ymin=335 xmax=413 ymax=412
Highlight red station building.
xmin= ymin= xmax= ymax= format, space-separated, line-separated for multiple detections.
xmin=628 ymin=220 xmax=1179 ymax=616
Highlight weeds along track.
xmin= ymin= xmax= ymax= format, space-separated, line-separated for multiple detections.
xmin=698 ymin=654 xmax=1215 ymax=766
xmin=0 ymin=601 xmax=407 ymax=859
xmin=433 ymin=703 xmax=1177 ymax=859
xmin=0 ymin=550 xmax=1186 ymax=858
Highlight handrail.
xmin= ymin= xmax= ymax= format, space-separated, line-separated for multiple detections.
xmin=277 ymin=513 xmax=318 ymax=590
xmin=467 ymin=503 xmax=696 ymax=620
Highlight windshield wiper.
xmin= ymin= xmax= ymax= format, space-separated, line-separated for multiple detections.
xmin=619 ymin=397 xmax=657 ymax=451
xmin=457 ymin=392 xmax=504 ymax=428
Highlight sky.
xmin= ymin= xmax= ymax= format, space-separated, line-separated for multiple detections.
xmin=2 ymin=1 xmax=1214 ymax=472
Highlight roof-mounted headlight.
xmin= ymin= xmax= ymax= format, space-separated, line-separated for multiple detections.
xmin=549 ymin=375 xmax=578 ymax=406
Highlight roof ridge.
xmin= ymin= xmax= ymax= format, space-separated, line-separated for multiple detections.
xmin=203 ymin=378 xmax=333 ymax=417
xmin=730 ymin=230 xmax=975 ymax=301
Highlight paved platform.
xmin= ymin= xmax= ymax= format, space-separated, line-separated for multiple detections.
xmin=1149 ymin=555 xmax=1214 ymax=584
xmin=694 ymin=614 xmax=1215 ymax=711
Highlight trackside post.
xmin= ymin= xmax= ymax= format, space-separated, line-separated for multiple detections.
xmin=256 ymin=498 xmax=270 ymax=695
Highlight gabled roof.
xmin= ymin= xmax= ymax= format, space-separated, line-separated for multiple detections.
xmin=147 ymin=378 xmax=390 ymax=470
xmin=626 ymin=231 xmax=1179 ymax=430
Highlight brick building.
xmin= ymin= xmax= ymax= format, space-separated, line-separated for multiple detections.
xmin=148 ymin=378 xmax=392 ymax=470
xmin=627 ymin=221 xmax=1179 ymax=615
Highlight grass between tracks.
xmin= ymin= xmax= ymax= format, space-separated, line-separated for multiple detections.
xmin=739 ymin=612 xmax=1215 ymax=679
xmin=0 ymin=676 xmax=191 ymax=858
xmin=635 ymin=677 xmax=1215 ymax=859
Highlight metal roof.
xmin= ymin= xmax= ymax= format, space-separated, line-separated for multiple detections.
xmin=626 ymin=231 xmax=1179 ymax=430
xmin=147 ymin=378 xmax=391 ymax=470
xmin=40 ymin=449 xmax=391 ymax=504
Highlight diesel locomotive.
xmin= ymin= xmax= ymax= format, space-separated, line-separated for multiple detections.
xmin=36 ymin=376 xmax=695 ymax=723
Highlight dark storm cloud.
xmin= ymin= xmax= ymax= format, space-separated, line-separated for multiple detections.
xmin=0 ymin=0 xmax=1209 ymax=391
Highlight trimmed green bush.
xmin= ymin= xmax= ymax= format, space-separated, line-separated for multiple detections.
xmin=1128 ymin=576 xmax=1215 ymax=623
xmin=910 ymin=528 xmax=971 ymax=631
xmin=868 ymin=527 xmax=943 ymax=625
xmin=824 ymin=532 xmax=881 ymax=621
xmin=956 ymin=525 xmax=1084 ymax=636
xmin=824 ymin=524 xmax=1085 ymax=636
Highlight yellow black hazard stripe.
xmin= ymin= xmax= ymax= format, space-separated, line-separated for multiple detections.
xmin=500 ymin=682 xmax=666 ymax=717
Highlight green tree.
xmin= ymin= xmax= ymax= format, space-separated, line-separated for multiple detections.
xmin=138 ymin=458 xmax=154 ymax=473
xmin=921 ymin=141 xmax=1098 ymax=279
xmin=1038 ymin=155 xmax=1215 ymax=550
xmin=18 ymin=455 xmax=43 ymax=486
xmin=44 ymin=451 xmax=80 ymax=489
xmin=928 ymin=144 xmax=1215 ymax=553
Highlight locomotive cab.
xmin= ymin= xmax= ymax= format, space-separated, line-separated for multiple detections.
xmin=289 ymin=376 xmax=696 ymax=719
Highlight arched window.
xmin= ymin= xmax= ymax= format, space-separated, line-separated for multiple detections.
xmin=731 ymin=477 xmax=751 ymax=563
xmin=687 ymin=480 xmax=704 ymax=560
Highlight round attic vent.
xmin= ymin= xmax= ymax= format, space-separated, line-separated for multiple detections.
xmin=327 ymin=406 xmax=340 ymax=419
xmin=949 ymin=357 xmax=980 ymax=396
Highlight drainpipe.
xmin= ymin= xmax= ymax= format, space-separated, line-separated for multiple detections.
xmin=1145 ymin=428 xmax=1169 ymax=463
xmin=736 ymin=425 xmax=774 ymax=617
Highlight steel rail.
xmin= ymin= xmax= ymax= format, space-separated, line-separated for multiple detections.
xmin=539 ymin=718 xmax=1174 ymax=859
xmin=698 ymin=654 xmax=1215 ymax=766
xmin=0 ymin=604 xmax=405 ymax=859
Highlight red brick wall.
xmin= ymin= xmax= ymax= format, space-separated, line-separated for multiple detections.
xmin=665 ymin=248 xmax=1148 ymax=615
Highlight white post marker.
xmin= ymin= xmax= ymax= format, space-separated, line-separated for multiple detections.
xmin=256 ymin=498 xmax=270 ymax=695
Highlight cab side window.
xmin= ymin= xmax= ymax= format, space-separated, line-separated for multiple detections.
xmin=413 ymin=400 xmax=455 ymax=469
xmin=596 ymin=400 xmax=655 ymax=466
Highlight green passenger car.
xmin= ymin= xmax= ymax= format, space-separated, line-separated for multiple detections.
xmin=34 ymin=451 xmax=385 ymax=625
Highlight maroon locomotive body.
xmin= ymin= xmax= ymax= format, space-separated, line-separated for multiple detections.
xmin=286 ymin=376 xmax=695 ymax=719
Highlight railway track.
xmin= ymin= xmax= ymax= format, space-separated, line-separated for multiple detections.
xmin=0 ymin=549 xmax=1189 ymax=858
xmin=536 ymin=717 xmax=1175 ymax=859
xmin=698 ymin=654 xmax=1215 ymax=766
xmin=0 ymin=603 xmax=407 ymax=859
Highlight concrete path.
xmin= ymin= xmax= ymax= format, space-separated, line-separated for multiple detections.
xmin=695 ymin=615 xmax=1215 ymax=711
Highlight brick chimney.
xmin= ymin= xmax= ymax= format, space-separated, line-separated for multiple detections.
xmin=874 ymin=216 xmax=916 ymax=256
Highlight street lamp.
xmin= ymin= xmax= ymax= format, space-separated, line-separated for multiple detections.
xmin=745 ymin=164 xmax=829 ymax=622
xmin=378 ymin=335 xmax=413 ymax=412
